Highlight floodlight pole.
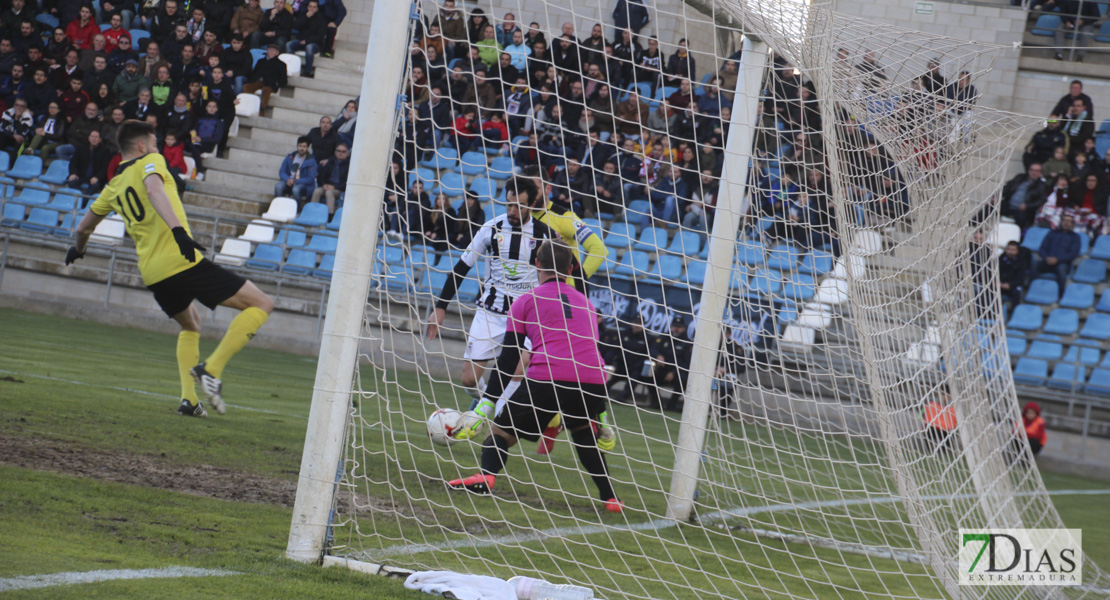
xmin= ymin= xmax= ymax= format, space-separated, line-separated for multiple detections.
xmin=666 ymin=36 xmax=768 ymax=522
xmin=286 ymin=0 xmax=411 ymax=563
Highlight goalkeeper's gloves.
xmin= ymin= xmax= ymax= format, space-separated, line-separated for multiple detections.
xmin=454 ymin=398 xmax=495 ymax=440
xmin=597 ymin=411 xmax=616 ymax=452
xmin=65 ymin=246 xmax=85 ymax=265
xmin=171 ymin=227 xmax=206 ymax=262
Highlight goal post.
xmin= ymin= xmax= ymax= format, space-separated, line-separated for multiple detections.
xmin=665 ymin=34 xmax=767 ymax=523
xmin=286 ymin=0 xmax=413 ymax=564
xmin=287 ymin=0 xmax=1110 ymax=596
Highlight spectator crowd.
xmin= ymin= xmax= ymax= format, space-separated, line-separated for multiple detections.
xmin=0 ymin=0 xmax=347 ymax=192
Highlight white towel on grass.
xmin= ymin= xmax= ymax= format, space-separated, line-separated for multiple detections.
xmin=403 ymin=570 xmax=516 ymax=600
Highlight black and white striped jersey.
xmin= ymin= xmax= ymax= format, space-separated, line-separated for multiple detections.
xmin=460 ymin=214 xmax=556 ymax=315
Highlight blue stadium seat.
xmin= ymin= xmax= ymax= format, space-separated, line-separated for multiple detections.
xmin=469 ymin=176 xmax=498 ymax=199
xmin=420 ymin=147 xmax=458 ymax=171
xmin=381 ymin=245 xmax=406 ymax=265
xmin=246 ymin=244 xmax=283 ymax=270
xmin=634 ymin=226 xmax=667 ymax=251
xmin=1048 ymin=363 xmax=1085 ymax=391
xmin=1077 ymin=231 xmax=1090 ymax=256
xmin=1095 ymin=20 xmax=1110 ymax=43
xmin=737 ymin=240 xmax=766 ymax=267
xmin=54 ymin=212 xmax=75 ymax=236
xmin=624 ymin=199 xmax=651 ymax=230
xmin=2 ymin=202 xmax=25 ymax=226
xmin=283 ymin=249 xmax=317 ymax=275
xmin=293 ymin=203 xmax=329 ymax=227
xmin=457 ymin=278 xmax=480 ymax=304
xmin=416 ymin=269 xmax=448 ymax=297
xmin=326 ymin=207 xmax=342 ymax=231
xmin=684 ymin=259 xmax=707 ymax=286
xmin=437 ymin=172 xmax=467 ymax=197
xmin=604 ymin=222 xmax=634 ymax=249
xmin=128 ymin=29 xmax=151 ymax=46
xmin=19 ymin=207 xmax=60 ymax=233
xmin=306 ymin=234 xmax=338 ymax=253
xmin=35 ymin=13 xmax=59 ymax=29
xmin=665 ymin=230 xmax=700 ymax=254
xmin=1063 ymin=343 xmax=1101 ymax=366
xmin=457 ymin=151 xmax=488 ymax=176
xmin=613 ymin=250 xmax=649 ymax=278
xmin=776 ymin=301 xmax=799 ymax=325
xmin=487 ymin=156 xmax=514 ymax=180
xmin=766 ymin=244 xmax=801 ymax=271
xmin=1091 ymin=235 xmax=1110 ymax=260
xmin=1005 ymin=331 xmax=1027 ymax=357
xmin=13 ymin=188 xmax=49 ymax=206
xmin=781 ymin=273 xmax=816 ymax=302
xmin=1080 ymin=313 xmax=1110 ymax=340
xmin=1026 ymin=337 xmax=1063 ymax=360
xmin=250 ymin=48 xmax=266 ymax=67
xmin=646 ymin=254 xmax=684 ymax=282
xmin=596 ymin=253 xmax=617 ymax=274
xmin=1006 ymin=304 xmax=1042 ymax=331
xmin=39 ymin=160 xmax=70 ymax=185
xmin=797 ymin=250 xmax=834 ymax=276
xmin=1043 ymin=308 xmax=1079 ymax=335
xmin=749 ymin=268 xmax=782 ymax=295
xmin=1012 ymin=357 xmax=1048 ymax=386
xmin=1085 ymin=369 xmax=1110 ymax=396
xmin=8 ymin=155 xmax=42 ymax=180
xmin=1024 ymin=279 xmax=1058 ymax=305
xmin=1097 ymin=290 xmax=1110 ymax=313
xmin=1031 ymin=14 xmax=1062 ymax=36
xmin=313 ymin=254 xmax=335 ymax=279
xmin=273 ymin=228 xmax=307 ymax=248
xmin=381 ymin=262 xmax=414 ymax=293
xmin=407 ymin=167 xmax=436 ymax=189
xmin=408 ymin=247 xmax=435 ymax=268
xmin=1072 ymin=259 xmax=1106 ymax=284
xmin=1021 ymin=227 xmax=1050 ymax=253
xmin=47 ymin=191 xmax=79 ymax=211
xmin=1059 ymin=283 xmax=1095 ymax=309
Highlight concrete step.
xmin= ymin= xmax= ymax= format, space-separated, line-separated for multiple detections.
xmin=313 ymin=53 xmax=366 ymax=74
xmin=329 ymin=45 xmax=368 ymax=64
xmin=228 ymin=135 xmax=298 ymax=155
xmin=271 ymin=105 xmax=326 ymax=129
xmin=191 ymin=172 xmax=275 ymax=204
xmin=237 ymin=126 xmax=302 ymax=147
xmin=288 ymin=73 xmax=360 ymax=97
xmin=184 ymin=189 xmax=267 ymax=215
xmin=204 ymin=156 xmax=282 ymax=180
xmin=226 ymin=147 xmax=285 ymax=172
xmin=291 ymin=85 xmax=358 ymax=108
xmin=237 ymin=115 xmax=308 ymax=136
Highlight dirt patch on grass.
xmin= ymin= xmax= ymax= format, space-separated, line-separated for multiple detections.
xmin=0 ymin=434 xmax=298 ymax=507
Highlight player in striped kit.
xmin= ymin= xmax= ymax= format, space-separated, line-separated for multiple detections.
xmin=425 ymin=178 xmax=556 ymax=415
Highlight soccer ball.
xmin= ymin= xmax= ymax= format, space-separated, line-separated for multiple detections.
xmin=427 ymin=408 xmax=463 ymax=446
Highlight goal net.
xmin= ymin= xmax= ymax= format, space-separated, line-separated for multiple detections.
xmin=289 ymin=0 xmax=1110 ymax=598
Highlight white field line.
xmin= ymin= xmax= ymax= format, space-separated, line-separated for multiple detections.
xmin=365 ymin=489 xmax=1110 ymax=560
xmin=0 ymin=567 xmax=238 ymax=591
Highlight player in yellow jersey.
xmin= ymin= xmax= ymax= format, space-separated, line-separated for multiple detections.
xmin=521 ymin=166 xmax=609 ymax=454
xmin=522 ymin=166 xmax=608 ymax=295
xmin=66 ymin=120 xmax=274 ymax=418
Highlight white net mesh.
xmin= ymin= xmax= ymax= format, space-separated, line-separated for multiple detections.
xmin=318 ymin=0 xmax=1110 ymax=598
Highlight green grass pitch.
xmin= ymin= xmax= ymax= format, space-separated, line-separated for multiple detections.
xmin=0 ymin=307 xmax=1107 ymax=599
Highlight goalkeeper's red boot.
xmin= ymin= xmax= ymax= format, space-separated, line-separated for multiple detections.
xmin=447 ymin=473 xmax=495 ymax=494
xmin=537 ymin=424 xmax=564 ymax=455
xmin=603 ymin=498 xmax=624 ymax=513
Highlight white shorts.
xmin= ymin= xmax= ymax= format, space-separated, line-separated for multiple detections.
xmin=463 ymin=308 xmax=531 ymax=362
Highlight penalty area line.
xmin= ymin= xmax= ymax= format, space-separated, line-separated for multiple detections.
xmin=0 ymin=566 xmax=239 ymax=591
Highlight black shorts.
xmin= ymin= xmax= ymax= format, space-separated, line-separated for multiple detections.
xmin=147 ymin=259 xmax=247 ymax=317
xmin=493 ymin=380 xmax=608 ymax=442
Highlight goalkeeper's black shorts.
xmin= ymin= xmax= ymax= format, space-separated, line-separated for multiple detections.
xmin=494 ymin=379 xmax=607 ymax=442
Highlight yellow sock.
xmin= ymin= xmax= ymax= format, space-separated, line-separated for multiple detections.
xmin=204 ymin=307 xmax=269 ymax=378
xmin=177 ymin=331 xmax=200 ymax=403
xmin=547 ymin=413 xmax=562 ymax=429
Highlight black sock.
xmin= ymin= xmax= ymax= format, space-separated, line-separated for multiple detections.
xmin=480 ymin=434 xmax=511 ymax=476
xmin=571 ymin=427 xmax=616 ymax=501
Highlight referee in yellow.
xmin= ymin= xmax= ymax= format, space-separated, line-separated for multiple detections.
xmin=67 ymin=120 xmax=274 ymax=418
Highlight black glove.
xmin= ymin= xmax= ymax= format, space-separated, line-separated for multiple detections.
xmin=65 ymin=246 xmax=84 ymax=265
xmin=171 ymin=227 xmax=206 ymax=262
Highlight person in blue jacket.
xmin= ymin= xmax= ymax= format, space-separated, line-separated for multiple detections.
xmin=1036 ymin=213 xmax=1081 ymax=292
xmin=274 ymin=136 xmax=318 ymax=207
xmin=318 ymin=0 xmax=346 ymax=58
